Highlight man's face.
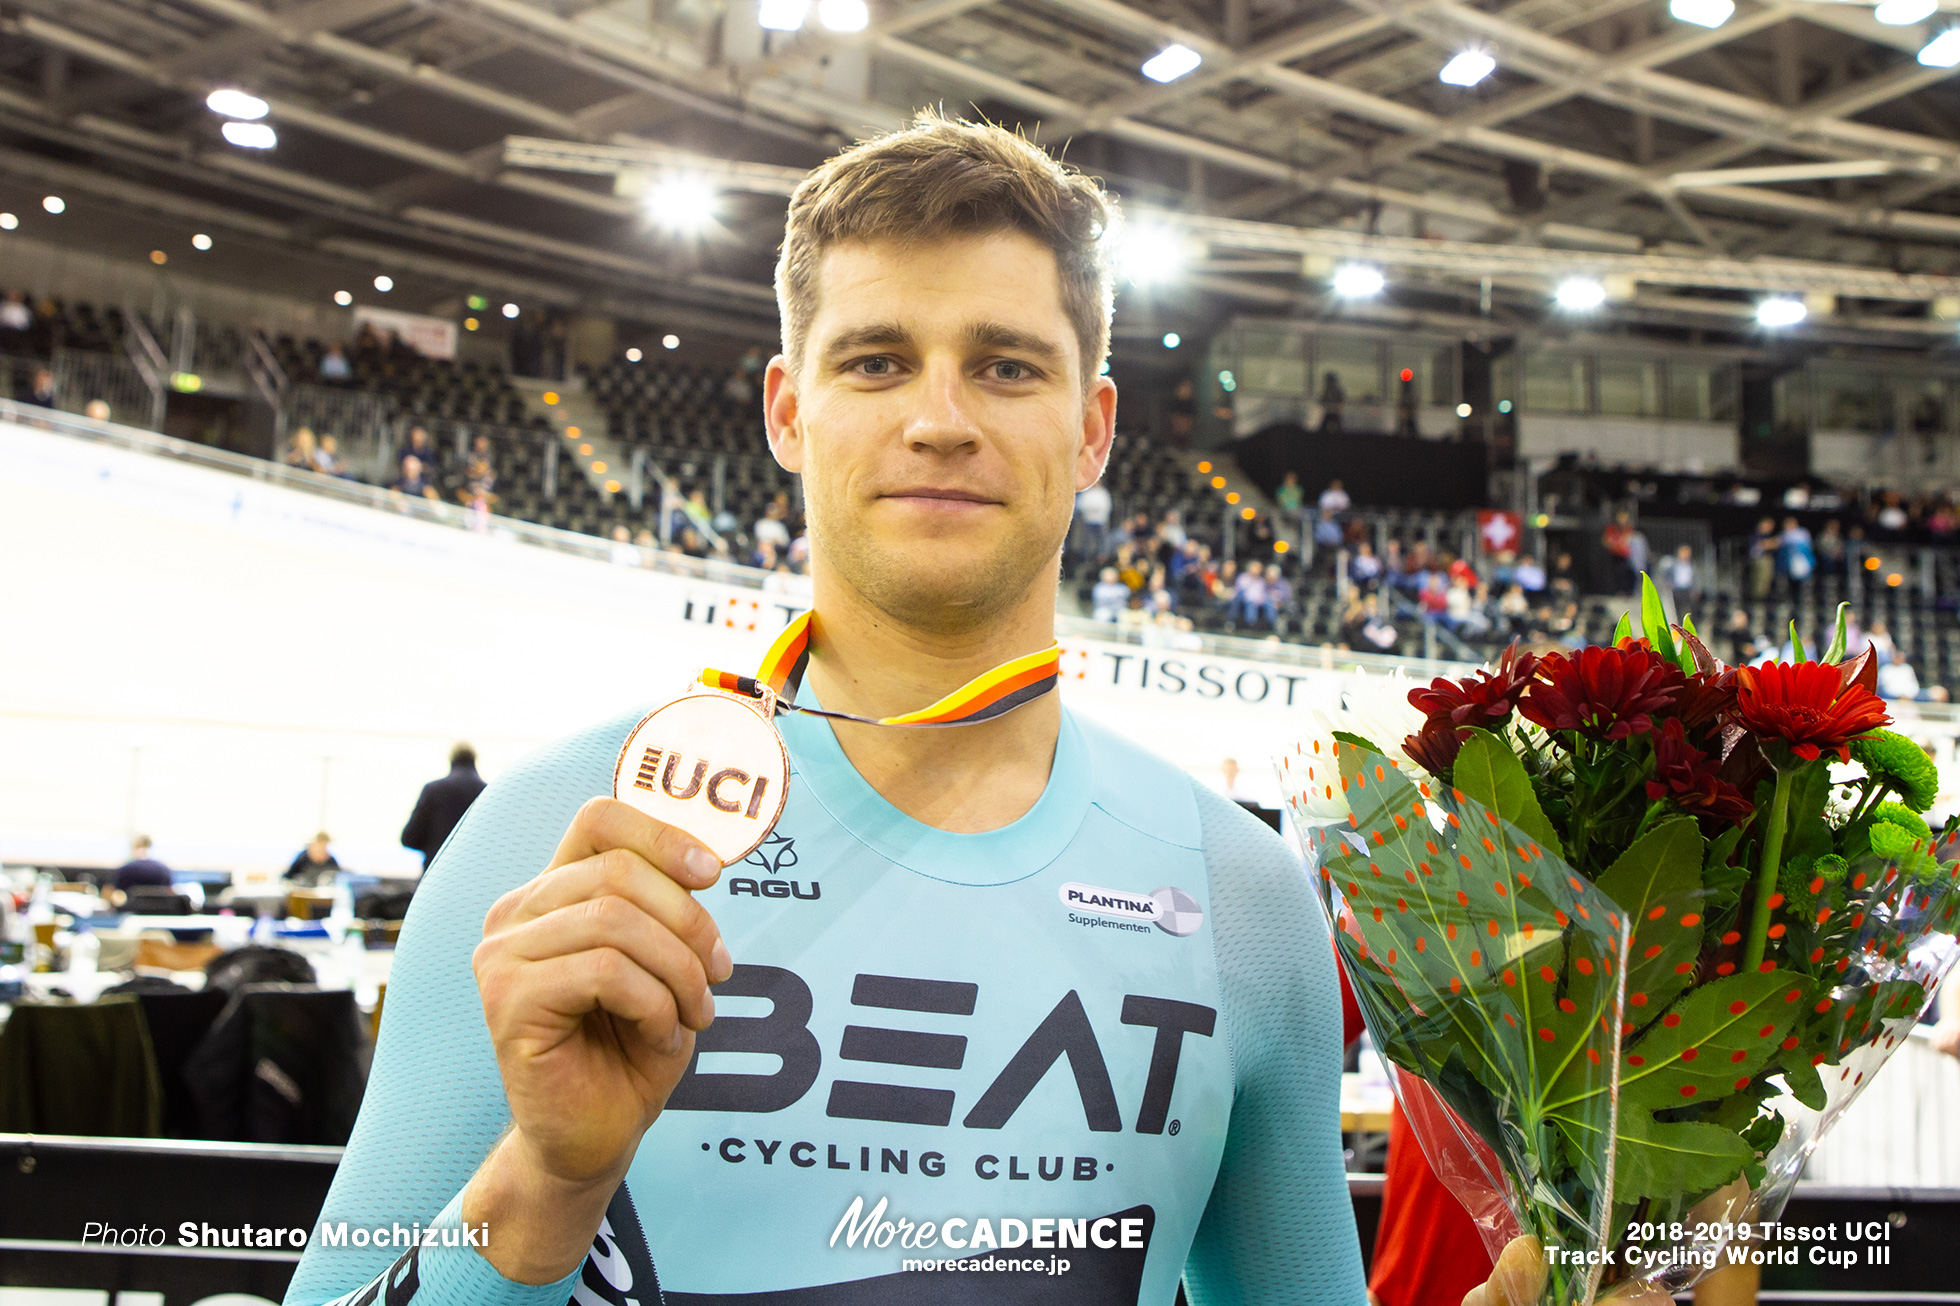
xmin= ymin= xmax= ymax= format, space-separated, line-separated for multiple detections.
xmin=765 ymin=231 xmax=1116 ymax=634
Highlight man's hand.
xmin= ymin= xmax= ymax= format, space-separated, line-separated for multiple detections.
xmin=1934 ymin=1022 xmax=1960 ymax=1059
xmin=1462 ymin=1236 xmax=1675 ymax=1306
xmin=463 ymin=798 xmax=731 ymax=1284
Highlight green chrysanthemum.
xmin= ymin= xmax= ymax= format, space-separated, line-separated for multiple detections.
xmin=1872 ymin=802 xmax=1931 ymax=842
xmin=1850 ymin=731 xmax=1939 ymax=813
xmin=1780 ymin=852 xmax=1846 ymax=915
xmin=1868 ymin=822 xmax=1939 ymax=880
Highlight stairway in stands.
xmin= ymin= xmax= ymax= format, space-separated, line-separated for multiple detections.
xmin=510 ymin=374 xmax=629 ymax=499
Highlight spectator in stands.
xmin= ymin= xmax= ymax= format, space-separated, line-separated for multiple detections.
xmin=754 ymin=500 xmax=791 ymax=554
xmin=24 ymin=367 xmax=55 ymax=409
xmin=111 ymin=835 xmax=173 ymax=896
xmin=1359 ymin=594 xmax=1398 ymax=651
xmin=286 ymin=832 xmax=341 ymax=888
xmin=1664 ymin=544 xmax=1697 ymax=612
xmin=1817 ymin=518 xmax=1846 ymax=578
xmin=1876 ymin=492 xmax=1908 ymax=533
xmin=1316 ymin=371 xmax=1345 ymax=435
xmin=1878 ymin=655 xmax=1923 ymax=702
xmin=285 ymin=426 xmax=321 ymax=472
xmin=1074 ymin=478 xmax=1112 ymax=562
xmin=1866 ymin=619 xmax=1897 ymax=666
xmin=1499 ymin=583 xmax=1531 ymax=636
xmin=1601 ymin=511 xmax=1636 ymax=592
xmin=1317 ymin=478 xmax=1351 ymax=515
xmin=1747 ymin=517 xmax=1776 ymax=599
xmin=1265 ymin=564 xmax=1294 ymax=630
xmin=459 ymin=456 xmax=497 ymax=510
xmin=677 ymin=526 xmax=710 ymax=559
xmin=319 ymin=346 xmax=352 ymax=383
xmin=391 ymin=454 xmax=439 ymax=500
xmin=1513 ymin=553 xmax=1546 ymax=595
xmin=400 ymin=743 xmax=487 ymax=871
xmin=1349 ymin=540 xmax=1383 ymax=590
xmin=315 ymin=434 xmax=347 ymax=478
xmin=1779 ymin=516 xmax=1815 ymax=594
xmin=1549 ymin=551 xmax=1577 ymax=603
xmin=1275 ymin=471 xmax=1303 ymax=517
xmin=83 ymin=398 xmax=110 ymax=421
xmin=0 ymin=290 xmax=30 ymax=344
xmin=1229 ymin=561 xmax=1271 ymax=629
xmin=400 ymin=426 xmax=437 ymax=477
xmin=609 ymin=524 xmax=643 ymax=567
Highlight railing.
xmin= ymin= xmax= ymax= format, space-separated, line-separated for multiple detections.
xmin=119 ymin=309 xmax=169 ymax=430
xmin=245 ymin=327 xmax=289 ymax=446
xmin=284 ymin=383 xmax=396 ymax=482
xmin=49 ymin=348 xmax=155 ymax=430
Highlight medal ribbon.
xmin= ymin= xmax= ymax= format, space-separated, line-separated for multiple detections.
xmin=701 ymin=611 xmax=1061 ymax=728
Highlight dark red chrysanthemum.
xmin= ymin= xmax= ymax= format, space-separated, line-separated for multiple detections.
xmin=1671 ymin=668 xmax=1738 ymax=733
xmin=1403 ymin=722 xmax=1470 ymax=775
xmin=1519 ymin=644 xmax=1683 ymax=742
xmin=1645 ymin=718 xmax=1753 ymax=825
xmin=1408 ymin=645 xmax=1538 ymax=732
xmin=1731 ymin=661 xmax=1890 ymax=763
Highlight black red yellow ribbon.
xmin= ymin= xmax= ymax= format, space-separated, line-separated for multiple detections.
xmin=700 ymin=611 xmax=1061 ymax=729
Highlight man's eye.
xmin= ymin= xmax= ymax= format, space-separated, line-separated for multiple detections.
xmin=990 ymin=361 xmax=1032 ymax=381
xmin=855 ymin=357 xmax=895 ymax=376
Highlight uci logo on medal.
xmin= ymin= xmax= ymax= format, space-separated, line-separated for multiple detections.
xmin=613 ymin=691 xmax=792 ymax=865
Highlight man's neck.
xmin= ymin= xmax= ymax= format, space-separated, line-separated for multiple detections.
xmin=799 ymin=567 xmax=1063 ymax=834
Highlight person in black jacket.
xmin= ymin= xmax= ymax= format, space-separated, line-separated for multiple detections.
xmin=399 ymin=743 xmax=486 ymax=869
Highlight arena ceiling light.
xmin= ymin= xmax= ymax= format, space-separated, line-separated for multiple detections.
xmin=334 ymin=290 xmax=352 ymax=306
xmin=206 ymin=88 xmax=269 ymax=120
xmin=757 ymin=0 xmax=810 ymax=31
xmin=1331 ymin=263 xmax=1386 ymax=299
xmin=1163 ymin=332 xmax=1181 ymax=348
xmin=0 ymin=213 xmax=15 ymax=230
xmin=373 ymin=275 xmax=394 ymax=292
xmin=1118 ymin=223 xmax=1189 ymax=286
xmin=1438 ymin=50 xmax=1496 ymax=87
xmin=1141 ymin=44 xmax=1203 ymax=84
xmin=502 ymin=302 xmax=520 ymax=318
xmin=221 ymin=121 xmax=277 ymax=149
xmin=663 ymin=334 xmax=681 ymax=349
xmin=645 ymin=174 xmax=718 ymax=235
xmin=1875 ymin=0 xmax=1938 ymax=24
xmin=42 ymin=195 xmax=64 ymax=214
xmin=1554 ymin=276 xmax=1608 ymax=311
xmin=192 ymin=233 xmax=212 ymax=250
xmin=1668 ymin=0 xmax=1734 ymax=27
xmin=1756 ymin=297 xmax=1807 ymax=328
xmin=1920 ymin=28 xmax=1960 ymax=66
xmin=816 ymin=0 xmax=868 ymax=31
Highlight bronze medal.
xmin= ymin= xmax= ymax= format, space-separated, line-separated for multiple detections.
xmin=612 ymin=683 xmax=791 ymax=866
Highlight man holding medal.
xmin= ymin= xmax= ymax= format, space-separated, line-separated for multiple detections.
xmin=289 ymin=114 xmax=1534 ymax=1306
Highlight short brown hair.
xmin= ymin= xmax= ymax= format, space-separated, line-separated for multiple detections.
xmin=776 ymin=111 xmax=1117 ymax=381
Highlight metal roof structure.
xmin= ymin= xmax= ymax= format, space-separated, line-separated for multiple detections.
xmin=2 ymin=0 xmax=1959 ymax=349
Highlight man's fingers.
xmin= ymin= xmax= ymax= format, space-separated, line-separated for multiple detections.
xmin=502 ymin=896 xmax=715 ymax=1030
xmin=510 ymin=848 xmax=729 ymax=983
xmin=547 ymin=797 xmax=723 ymax=890
xmin=1463 ymin=1235 xmax=1545 ymax=1306
xmin=493 ymin=946 xmax=689 ymax=1058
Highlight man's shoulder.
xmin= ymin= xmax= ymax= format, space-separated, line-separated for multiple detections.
xmin=482 ymin=706 xmax=652 ymax=807
xmin=1072 ymin=710 xmax=1291 ymax=868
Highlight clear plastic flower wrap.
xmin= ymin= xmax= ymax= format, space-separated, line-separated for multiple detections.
xmin=1278 ymin=586 xmax=1960 ymax=1304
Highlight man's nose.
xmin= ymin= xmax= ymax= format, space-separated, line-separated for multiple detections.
xmin=902 ymin=361 xmax=984 ymax=454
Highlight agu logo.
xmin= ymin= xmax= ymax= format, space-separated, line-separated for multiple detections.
xmin=1059 ymin=883 xmax=1204 ymax=937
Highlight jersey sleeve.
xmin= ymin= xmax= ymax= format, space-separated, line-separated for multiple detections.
xmin=1182 ymin=783 xmax=1370 ymax=1306
xmin=283 ymin=714 xmax=636 ymax=1306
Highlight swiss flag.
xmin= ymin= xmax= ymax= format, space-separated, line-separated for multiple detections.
xmin=1477 ymin=509 xmax=1522 ymax=555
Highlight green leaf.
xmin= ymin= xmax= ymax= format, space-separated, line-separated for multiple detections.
xmin=1553 ymin=1102 xmax=1753 ymax=1201
xmin=1453 ymin=728 xmax=1566 ymax=859
xmin=1640 ymin=573 xmax=1679 ymax=666
xmin=1777 ymin=1051 xmax=1827 ymax=1110
xmin=1681 ymin=612 xmax=1700 ymax=641
xmin=1612 ymin=611 xmax=1633 ymax=645
xmin=1822 ymin=602 xmax=1850 ymax=665
xmin=1789 ymin=621 xmax=1808 ymax=664
xmin=1593 ymin=819 xmax=1706 ymax=1016
xmin=1618 ymin=970 xmax=1808 ymax=1112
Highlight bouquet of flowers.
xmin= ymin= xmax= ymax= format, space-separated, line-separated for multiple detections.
xmin=1279 ymin=580 xmax=1960 ymax=1305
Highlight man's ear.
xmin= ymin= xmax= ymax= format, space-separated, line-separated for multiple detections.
xmin=1076 ymin=373 xmax=1118 ymax=492
xmin=764 ymin=354 xmax=803 ymax=474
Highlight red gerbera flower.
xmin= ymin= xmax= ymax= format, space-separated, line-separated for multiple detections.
xmin=1646 ymin=718 xmax=1753 ymax=825
xmin=1408 ymin=645 xmax=1538 ymax=732
xmin=1519 ymin=644 xmax=1683 ymax=742
xmin=1731 ymin=661 xmax=1890 ymax=763
xmin=1403 ymin=722 xmax=1470 ymax=776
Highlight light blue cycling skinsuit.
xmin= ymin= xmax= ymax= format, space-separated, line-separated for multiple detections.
xmin=284 ymin=696 xmax=1366 ymax=1306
